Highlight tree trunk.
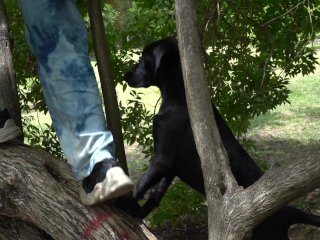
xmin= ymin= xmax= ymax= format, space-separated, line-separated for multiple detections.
xmin=175 ymin=1 xmax=238 ymax=238
xmin=87 ymin=0 xmax=128 ymax=174
xmin=174 ymin=0 xmax=320 ymax=239
xmin=0 ymin=143 xmax=157 ymax=240
xmin=0 ymin=1 xmax=22 ymax=131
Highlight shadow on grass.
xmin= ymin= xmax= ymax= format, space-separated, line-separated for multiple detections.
xmin=251 ymin=137 xmax=320 ymax=170
xmin=252 ymin=137 xmax=320 ymax=220
xmin=250 ymin=106 xmax=320 ymax=130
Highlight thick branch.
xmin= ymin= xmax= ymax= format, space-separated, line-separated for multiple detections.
xmin=242 ymin=151 xmax=320 ymax=225
xmin=0 ymin=144 xmax=156 ymax=240
xmin=0 ymin=216 xmax=52 ymax=240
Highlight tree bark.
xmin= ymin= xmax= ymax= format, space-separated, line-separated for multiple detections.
xmin=289 ymin=224 xmax=320 ymax=240
xmin=0 ymin=216 xmax=53 ymax=240
xmin=174 ymin=0 xmax=320 ymax=239
xmin=175 ymin=1 xmax=239 ymax=238
xmin=87 ymin=0 xmax=128 ymax=174
xmin=0 ymin=1 xmax=22 ymax=131
xmin=0 ymin=143 xmax=156 ymax=240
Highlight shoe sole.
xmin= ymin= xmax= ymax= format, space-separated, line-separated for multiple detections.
xmin=80 ymin=166 xmax=134 ymax=206
xmin=0 ymin=119 xmax=22 ymax=143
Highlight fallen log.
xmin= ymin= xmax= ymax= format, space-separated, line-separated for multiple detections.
xmin=0 ymin=143 xmax=157 ymax=240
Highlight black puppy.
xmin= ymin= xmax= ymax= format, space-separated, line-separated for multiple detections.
xmin=124 ymin=37 xmax=320 ymax=239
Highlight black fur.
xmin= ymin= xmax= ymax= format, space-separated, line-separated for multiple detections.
xmin=124 ymin=37 xmax=320 ymax=239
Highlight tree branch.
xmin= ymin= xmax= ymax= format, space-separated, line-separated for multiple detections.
xmin=261 ymin=1 xmax=304 ymax=27
xmin=0 ymin=216 xmax=52 ymax=240
xmin=0 ymin=143 xmax=156 ymax=240
xmin=243 ymin=151 xmax=320 ymax=225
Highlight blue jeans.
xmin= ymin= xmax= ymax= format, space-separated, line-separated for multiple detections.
xmin=18 ymin=0 xmax=116 ymax=180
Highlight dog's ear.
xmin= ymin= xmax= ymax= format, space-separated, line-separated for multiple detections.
xmin=153 ymin=46 xmax=166 ymax=73
xmin=153 ymin=38 xmax=179 ymax=73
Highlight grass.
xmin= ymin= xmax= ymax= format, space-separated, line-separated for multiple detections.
xmin=248 ymin=50 xmax=320 ymax=148
xmin=248 ymin=75 xmax=320 ymax=142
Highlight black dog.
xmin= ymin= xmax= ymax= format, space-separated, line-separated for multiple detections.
xmin=124 ymin=37 xmax=320 ymax=239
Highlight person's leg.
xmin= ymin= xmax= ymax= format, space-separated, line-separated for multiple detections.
xmin=0 ymin=108 xmax=22 ymax=143
xmin=18 ymin=0 xmax=133 ymax=205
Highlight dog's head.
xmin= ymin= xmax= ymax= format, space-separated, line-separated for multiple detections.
xmin=124 ymin=37 xmax=181 ymax=88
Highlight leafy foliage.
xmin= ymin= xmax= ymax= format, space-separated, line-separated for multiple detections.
xmin=201 ymin=0 xmax=320 ymax=134
xmin=104 ymin=0 xmax=320 ymax=152
xmin=119 ymin=90 xmax=154 ymax=157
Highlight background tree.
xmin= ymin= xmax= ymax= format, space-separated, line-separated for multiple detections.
xmin=0 ymin=0 xmax=22 ymax=131
xmin=175 ymin=0 xmax=320 ymax=239
xmin=88 ymin=0 xmax=128 ymax=174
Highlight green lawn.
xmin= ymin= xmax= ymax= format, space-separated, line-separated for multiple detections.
xmin=248 ymin=75 xmax=320 ymax=142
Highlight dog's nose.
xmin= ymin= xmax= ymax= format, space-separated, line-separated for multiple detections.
xmin=124 ymin=70 xmax=137 ymax=87
xmin=124 ymin=70 xmax=132 ymax=83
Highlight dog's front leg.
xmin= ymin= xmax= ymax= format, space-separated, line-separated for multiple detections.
xmin=134 ymin=113 xmax=177 ymax=199
xmin=138 ymin=175 xmax=175 ymax=218
xmin=133 ymin=160 xmax=169 ymax=200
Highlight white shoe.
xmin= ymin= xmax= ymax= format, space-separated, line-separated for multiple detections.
xmin=0 ymin=119 xmax=22 ymax=143
xmin=79 ymin=166 xmax=134 ymax=206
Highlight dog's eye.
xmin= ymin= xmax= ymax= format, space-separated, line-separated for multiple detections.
xmin=144 ymin=60 xmax=154 ymax=72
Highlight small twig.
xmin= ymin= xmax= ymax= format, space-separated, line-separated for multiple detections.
xmin=261 ymin=1 xmax=305 ymax=27
xmin=260 ymin=45 xmax=275 ymax=89
xmin=36 ymin=111 xmax=44 ymax=134
xmin=216 ymin=0 xmax=221 ymax=26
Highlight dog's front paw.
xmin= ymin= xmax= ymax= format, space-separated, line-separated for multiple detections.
xmin=132 ymin=186 xmax=145 ymax=201
xmin=113 ymin=194 xmax=145 ymax=218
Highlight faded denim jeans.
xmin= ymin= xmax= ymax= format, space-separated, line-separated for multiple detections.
xmin=18 ymin=0 xmax=116 ymax=180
